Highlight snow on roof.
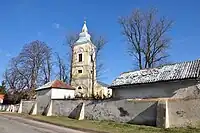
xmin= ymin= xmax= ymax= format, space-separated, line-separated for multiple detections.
xmin=111 ymin=59 xmax=200 ymax=87
xmin=36 ymin=80 xmax=75 ymax=91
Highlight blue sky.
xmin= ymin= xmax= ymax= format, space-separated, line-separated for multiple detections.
xmin=0 ymin=0 xmax=200 ymax=84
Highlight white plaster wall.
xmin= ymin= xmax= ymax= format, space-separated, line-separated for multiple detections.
xmin=102 ymin=87 xmax=112 ymax=97
xmin=51 ymin=88 xmax=75 ymax=99
xmin=112 ymin=79 xmax=198 ymax=99
xmin=0 ymin=99 xmax=3 ymax=103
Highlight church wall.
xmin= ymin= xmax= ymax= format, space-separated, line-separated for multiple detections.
xmin=51 ymin=99 xmax=157 ymax=126
xmin=167 ymin=98 xmax=200 ymax=127
xmin=95 ymin=83 xmax=112 ymax=97
xmin=112 ymin=79 xmax=198 ymax=99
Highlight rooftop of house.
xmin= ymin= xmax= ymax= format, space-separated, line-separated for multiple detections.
xmin=110 ymin=59 xmax=200 ymax=87
xmin=36 ymin=80 xmax=75 ymax=91
xmin=0 ymin=94 xmax=4 ymax=100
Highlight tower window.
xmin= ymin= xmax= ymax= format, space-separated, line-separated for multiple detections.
xmin=78 ymin=53 xmax=82 ymax=62
xmin=90 ymin=54 xmax=93 ymax=62
xmin=78 ymin=70 xmax=82 ymax=73
xmin=78 ymin=86 xmax=82 ymax=89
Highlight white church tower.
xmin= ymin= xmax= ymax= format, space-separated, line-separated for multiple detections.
xmin=71 ymin=21 xmax=96 ymax=97
xmin=71 ymin=21 xmax=112 ymax=98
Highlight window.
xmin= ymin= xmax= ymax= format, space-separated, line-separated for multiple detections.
xmin=78 ymin=53 xmax=82 ymax=62
xmin=78 ymin=70 xmax=82 ymax=73
xmin=90 ymin=54 xmax=93 ymax=62
xmin=78 ymin=86 xmax=82 ymax=89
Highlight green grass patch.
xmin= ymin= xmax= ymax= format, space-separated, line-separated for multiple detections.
xmin=2 ymin=113 xmax=200 ymax=133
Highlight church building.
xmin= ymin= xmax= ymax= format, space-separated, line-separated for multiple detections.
xmin=70 ymin=21 xmax=111 ymax=98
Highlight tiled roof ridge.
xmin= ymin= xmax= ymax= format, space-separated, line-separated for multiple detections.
xmin=111 ymin=58 xmax=200 ymax=87
xmin=36 ymin=79 xmax=74 ymax=91
xmin=120 ymin=59 xmax=200 ymax=75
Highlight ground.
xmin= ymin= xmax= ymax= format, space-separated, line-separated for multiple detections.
xmin=1 ymin=113 xmax=200 ymax=133
xmin=0 ymin=114 xmax=86 ymax=133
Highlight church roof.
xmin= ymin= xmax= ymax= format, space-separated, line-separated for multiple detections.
xmin=110 ymin=59 xmax=200 ymax=87
xmin=36 ymin=80 xmax=75 ymax=91
xmin=75 ymin=21 xmax=91 ymax=45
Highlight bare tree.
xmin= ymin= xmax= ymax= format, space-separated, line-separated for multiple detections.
xmin=4 ymin=57 xmax=31 ymax=91
xmin=118 ymin=8 xmax=173 ymax=69
xmin=55 ymin=53 xmax=68 ymax=83
xmin=91 ymin=35 xmax=107 ymax=97
xmin=4 ymin=40 xmax=53 ymax=100
xmin=17 ymin=40 xmax=52 ymax=88
xmin=41 ymin=47 xmax=53 ymax=84
xmin=65 ymin=33 xmax=79 ymax=85
xmin=4 ymin=68 xmax=19 ymax=90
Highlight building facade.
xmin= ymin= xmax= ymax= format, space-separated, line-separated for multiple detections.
xmin=71 ymin=21 xmax=111 ymax=98
xmin=36 ymin=80 xmax=75 ymax=100
xmin=110 ymin=59 xmax=200 ymax=99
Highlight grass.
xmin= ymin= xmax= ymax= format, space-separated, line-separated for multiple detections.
xmin=2 ymin=113 xmax=200 ymax=133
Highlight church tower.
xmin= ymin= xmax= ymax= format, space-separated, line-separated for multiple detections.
xmin=71 ymin=21 xmax=96 ymax=97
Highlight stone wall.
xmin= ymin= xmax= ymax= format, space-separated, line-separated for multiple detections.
xmin=167 ymin=98 xmax=200 ymax=127
xmin=52 ymin=99 xmax=158 ymax=126
xmin=0 ymin=104 xmax=9 ymax=111
xmin=0 ymin=104 xmax=19 ymax=112
xmin=18 ymin=97 xmax=200 ymax=128
xmin=36 ymin=89 xmax=51 ymax=115
xmin=21 ymin=100 xmax=35 ymax=114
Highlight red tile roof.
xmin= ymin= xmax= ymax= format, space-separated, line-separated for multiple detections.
xmin=0 ymin=94 xmax=5 ymax=100
xmin=52 ymin=80 xmax=74 ymax=89
xmin=36 ymin=80 xmax=75 ymax=91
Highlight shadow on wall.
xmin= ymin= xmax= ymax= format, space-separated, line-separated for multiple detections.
xmin=127 ymin=103 xmax=157 ymax=126
xmin=28 ymin=103 xmax=35 ymax=115
xmin=69 ymin=102 xmax=84 ymax=119
xmin=42 ymin=102 xmax=50 ymax=116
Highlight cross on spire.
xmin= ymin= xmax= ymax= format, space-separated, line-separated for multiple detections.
xmin=75 ymin=20 xmax=91 ymax=44
xmin=82 ymin=20 xmax=88 ymax=32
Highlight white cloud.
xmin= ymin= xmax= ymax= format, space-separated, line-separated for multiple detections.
xmin=52 ymin=23 xmax=60 ymax=29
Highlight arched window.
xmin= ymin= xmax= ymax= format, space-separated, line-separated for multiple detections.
xmin=77 ymin=47 xmax=84 ymax=62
